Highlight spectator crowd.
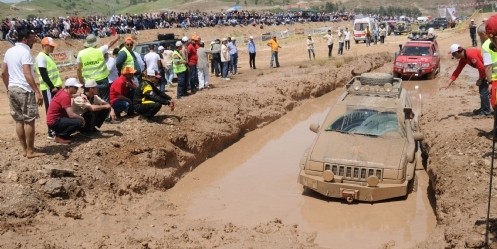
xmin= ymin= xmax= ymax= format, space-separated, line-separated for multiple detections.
xmin=0 ymin=9 xmax=366 ymax=44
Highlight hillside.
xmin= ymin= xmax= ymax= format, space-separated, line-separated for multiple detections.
xmin=0 ymin=0 xmax=483 ymax=18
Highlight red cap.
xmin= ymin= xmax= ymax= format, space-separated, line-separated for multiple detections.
xmin=486 ymin=14 xmax=497 ymax=36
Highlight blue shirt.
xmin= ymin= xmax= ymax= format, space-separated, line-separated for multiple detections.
xmin=227 ymin=42 xmax=238 ymax=55
xmin=248 ymin=41 xmax=256 ymax=53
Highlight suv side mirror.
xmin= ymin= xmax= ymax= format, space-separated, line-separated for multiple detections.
xmin=309 ymin=123 xmax=320 ymax=133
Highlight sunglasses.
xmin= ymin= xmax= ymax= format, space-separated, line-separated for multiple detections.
xmin=125 ymin=43 xmax=133 ymax=47
xmin=451 ymin=51 xmax=459 ymax=56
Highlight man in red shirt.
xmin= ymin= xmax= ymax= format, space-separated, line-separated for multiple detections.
xmin=440 ymin=44 xmax=491 ymax=116
xmin=110 ymin=66 xmax=137 ymax=119
xmin=46 ymin=78 xmax=85 ymax=144
xmin=187 ymin=35 xmax=199 ymax=93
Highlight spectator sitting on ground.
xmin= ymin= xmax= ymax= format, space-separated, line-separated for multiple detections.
xmin=72 ymin=79 xmax=113 ymax=134
xmin=133 ymin=69 xmax=175 ymax=121
xmin=110 ymin=66 xmax=137 ymax=119
xmin=46 ymin=78 xmax=85 ymax=145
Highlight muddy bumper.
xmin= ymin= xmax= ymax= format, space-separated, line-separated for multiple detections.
xmin=298 ymin=171 xmax=408 ymax=202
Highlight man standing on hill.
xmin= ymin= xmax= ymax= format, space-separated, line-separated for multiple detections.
xmin=440 ymin=44 xmax=490 ymax=116
xmin=173 ymin=41 xmax=189 ymax=97
xmin=323 ymin=29 xmax=334 ymax=57
xmin=187 ymin=35 xmax=200 ymax=93
xmin=35 ymin=37 xmax=63 ymax=140
xmin=116 ymin=36 xmax=143 ymax=82
xmin=77 ymin=33 xmax=120 ymax=102
xmin=344 ymin=27 xmax=351 ymax=51
xmin=469 ymin=19 xmax=477 ymax=47
xmin=267 ymin=36 xmax=281 ymax=68
xmin=1 ymin=29 xmax=44 ymax=158
xmin=248 ymin=36 xmax=257 ymax=69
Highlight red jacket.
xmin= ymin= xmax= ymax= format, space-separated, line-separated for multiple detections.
xmin=450 ymin=48 xmax=486 ymax=81
xmin=110 ymin=75 xmax=130 ymax=105
xmin=187 ymin=43 xmax=198 ymax=66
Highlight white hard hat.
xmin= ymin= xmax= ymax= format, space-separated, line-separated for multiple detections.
xmin=471 ymin=19 xmax=475 ymax=22
xmin=449 ymin=44 xmax=462 ymax=53
xmin=249 ymin=36 xmax=254 ymax=39
xmin=181 ymin=36 xmax=188 ymax=42
xmin=158 ymin=46 xmax=164 ymax=50
xmin=176 ymin=41 xmax=183 ymax=47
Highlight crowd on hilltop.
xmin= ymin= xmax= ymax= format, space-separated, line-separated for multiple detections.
xmin=0 ymin=9 xmax=413 ymax=44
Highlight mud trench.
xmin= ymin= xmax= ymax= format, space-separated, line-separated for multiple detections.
xmin=167 ymin=78 xmax=439 ymax=248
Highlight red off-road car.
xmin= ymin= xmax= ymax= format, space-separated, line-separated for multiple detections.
xmin=392 ymin=40 xmax=440 ymax=80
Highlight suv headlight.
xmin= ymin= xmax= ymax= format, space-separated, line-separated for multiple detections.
xmin=395 ymin=62 xmax=403 ymax=68
xmin=421 ymin=63 xmax=431 ymax=68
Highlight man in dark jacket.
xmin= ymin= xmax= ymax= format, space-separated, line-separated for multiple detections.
xmin=133 ymin=69 xmax=175 ymax=120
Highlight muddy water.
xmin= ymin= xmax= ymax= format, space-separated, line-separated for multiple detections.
xmin=168 ymin=86 xmax=437 ymax=249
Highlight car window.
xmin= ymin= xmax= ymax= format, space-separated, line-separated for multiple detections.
xmin=326 ymin=108 xmax=401 ymax=137
xmin=354 ymin=23 xmax=367 ymax=31
xmin=401 ymin=46 xmax=430 ymax=56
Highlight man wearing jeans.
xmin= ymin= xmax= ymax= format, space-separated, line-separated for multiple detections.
xmin=110 ymin=66 xmax=137 ymax=119
xmin=323 ymin=30 xmax=334 ymax=57
xmin=227 ymin=37 xmax=238 ymax=75
xmin=248 ymin=36 xmax=256 ymax=69
xmin=46 ymin=78 xmax=85 ymax=145
xmin=1 ymin=29 xmax=44 ymax=158
xmin=267 ymin=36 xmax=281 ymax=68
xmin=173 ymin=41 xmax=189 ymax=97
xmin=220 ymin=38 xmax=231 ymax=80
xmin=440 ymin=44 xmax=490 ymax=116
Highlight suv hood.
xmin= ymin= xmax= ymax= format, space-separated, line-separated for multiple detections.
xmin=309 ymin=132 xmax=405 ymax=169
xmin=396 ymin=55 xmax=432 ymax=63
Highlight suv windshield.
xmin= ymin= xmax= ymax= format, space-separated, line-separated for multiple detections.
xmin=326 ymin=108 xmax=401 ymax=137
xmin=401 ymin=46 xmax=430 ymax=56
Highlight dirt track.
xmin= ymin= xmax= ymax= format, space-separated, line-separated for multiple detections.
xmin=1 ymin=18 xmax=497 ymax=248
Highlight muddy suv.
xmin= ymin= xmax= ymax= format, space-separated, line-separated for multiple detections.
xmin=297 ymin=73 xmax=424 ymax=203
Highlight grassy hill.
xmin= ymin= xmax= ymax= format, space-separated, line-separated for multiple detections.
xmin=0 ymin=0 xmax=482 ymax=19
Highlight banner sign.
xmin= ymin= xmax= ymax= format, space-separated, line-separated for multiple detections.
xmin=50 ymin=51 xmax=74 ymax=67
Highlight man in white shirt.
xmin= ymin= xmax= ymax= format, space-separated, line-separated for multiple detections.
xmin=323 ymin=29 xmax=334 ymax=57
xmin=1 ymin=29 xmax=44 ymax=158
xmin=161 ymin=45 xmax=174 ymax=85
xmin=144 ymin=44 xmax=161 ymax=73
xmin=344 ymin=27 xmax=351 ymax=51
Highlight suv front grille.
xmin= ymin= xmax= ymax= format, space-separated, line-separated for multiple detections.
xmin=327 ymin=164 xmax=383 ymax=181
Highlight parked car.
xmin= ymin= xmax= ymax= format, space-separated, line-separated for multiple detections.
xmin=392 ymin=39 xmax=441 ymax=79
xmin=133 ymin=33 xmax=180 ymax=59
xmin=353 ymin=17 xmax=377 ymax=43
xmin=393 ymin=21 xmax=411 ymax=35
xmin=298 ymin=73 xmax=424 ymax=203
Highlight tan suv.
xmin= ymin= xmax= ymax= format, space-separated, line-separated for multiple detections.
xmin=298 ymin=73 xmax=424 ymax=203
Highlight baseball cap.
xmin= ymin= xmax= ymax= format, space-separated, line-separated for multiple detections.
xmin=449 ymin=44 xmax=462 ymax=54
xmin=121 ymin=66 xmax=136 ymax=75
xmin=471 ymin=19 xmax=475 ymax=22
xmin=41 ymin=37 xmax=57 ymax=47
xmin=249 ymin=36 xmax=254 ymax=39
xmin=175 ymin=41 xmax=183 ymax=47
xmin=222 ymin=37 xmax=228 ymax=41
xmin=65 ymin=78 xmax=82 ymax=88
xmin=181 ymin=36 xmax=189 ymax=42
xmin=124 ymin=35 xmax=134 ymax=43
xmin=158 ymin=46 xmax=164 ymax=50
xmin=486 ymin=15 xmax=497 ymax=35
xmin=146 ymin=69 xmax=161 ymax=78
xmin=85 ymin=79 xmax=98 ymax=88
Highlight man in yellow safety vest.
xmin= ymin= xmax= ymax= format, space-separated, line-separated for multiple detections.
xmin=76 ymin=33 xmax=119 ymax=102
xmin=35 ymin=37 xmax=63 ymax=139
